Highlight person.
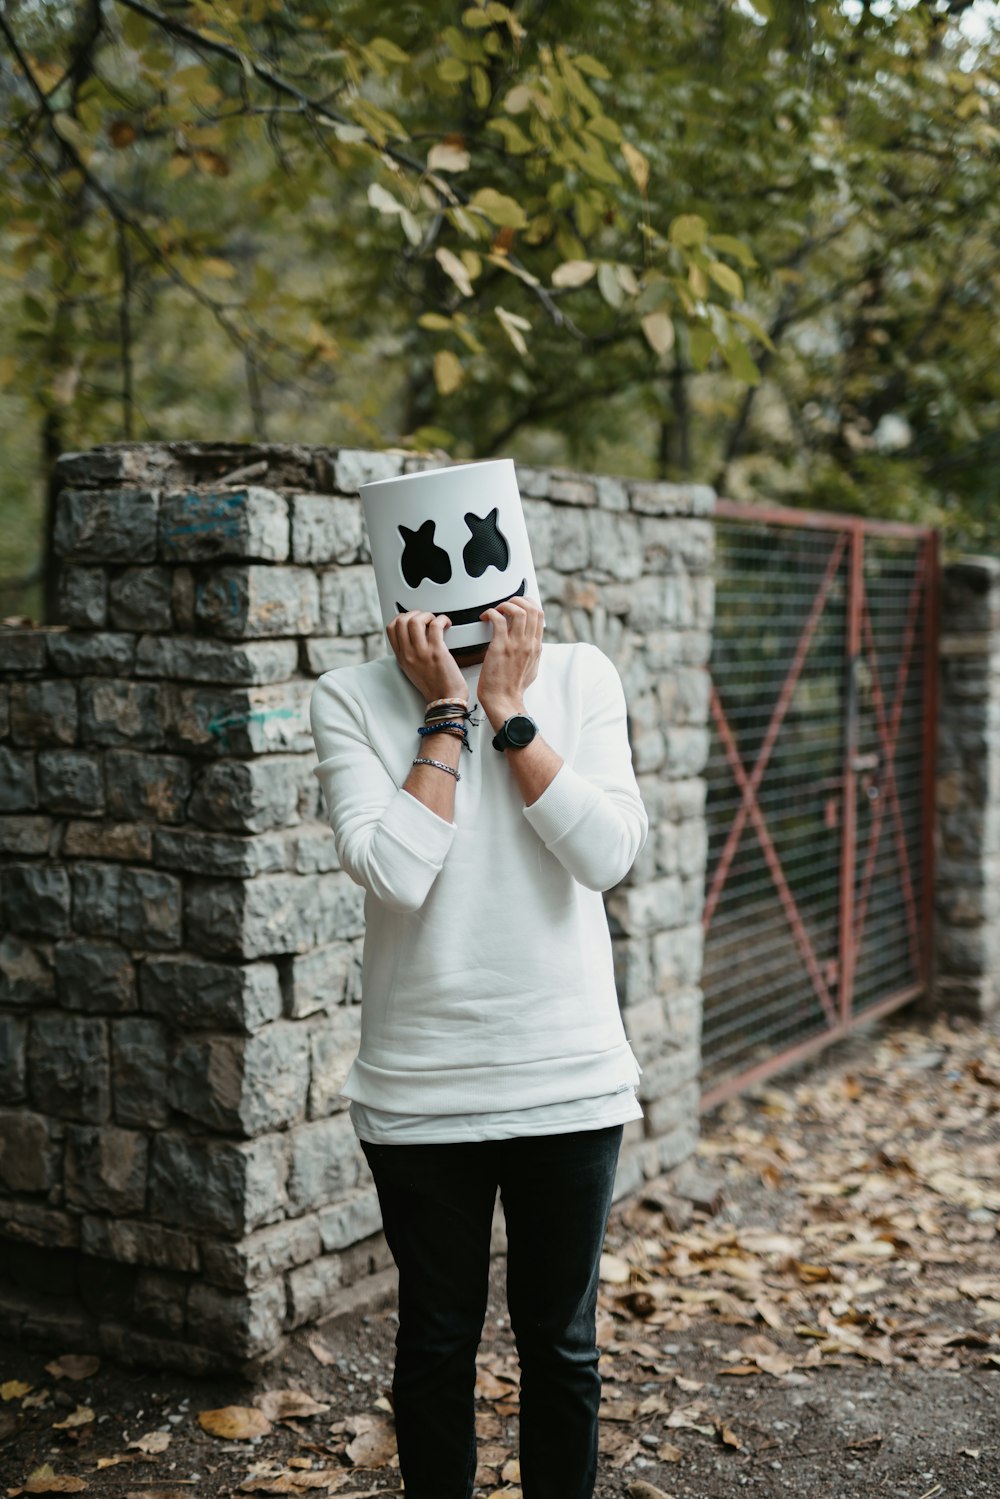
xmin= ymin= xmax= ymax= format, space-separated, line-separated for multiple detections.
xmin=309 ymin=462 xmax=648 ymax=1499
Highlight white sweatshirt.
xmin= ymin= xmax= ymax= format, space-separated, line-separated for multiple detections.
xmin=309 ymin=641 xmax=648 ymax=1122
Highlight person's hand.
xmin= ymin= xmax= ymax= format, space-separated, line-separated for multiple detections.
xmin=476 ymin=597 xmax=544 ymax=730
xmin=386 ymin=611 xmax=469 ymax=705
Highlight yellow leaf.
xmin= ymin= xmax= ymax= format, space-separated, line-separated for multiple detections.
xmin=198 ymin=1405 xmax=272 ymax=1440
xmin=708 ymin=260 xmax=743 ymax=299
xmin=1 ymin=1379 xmax=32 ymax=1400
xmin=551 ymin=259 xmax=596 ymax=289
xmin=167 ymin=153 xmax=192 ymax=178
xmin=622 ymin=141 xmax=649 ymax=192
xmin=669 ymin=213 xmax=708 ymax=247
xmin=51 ymin=1405 xmax=94 ymax=1429
xmin=202 ymin=257 xmax=237 ymax=279
xmin=641 ymin=311 xmax=675 ymax=356
xmin=433 ymin=350 xmax=465 ymax=395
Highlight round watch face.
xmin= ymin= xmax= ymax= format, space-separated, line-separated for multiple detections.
xmin=505 ymin=714 xmax=536 ymax=747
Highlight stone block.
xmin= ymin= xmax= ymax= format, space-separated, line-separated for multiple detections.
xmin=317 ymin=1188 xmax=382 ymax=1253
xmin=0 ymin=935 xmax=55 ymax=1006
xmin=333 ymin=448 xmax=405 ymax=493
xmin=154 ymin=827 xmax=288 ymax=878
xmin=308 ymin=1010 xmax=361 ymax=1117
xmin=319 ymin=566 xmax=382 ymax=637
xmin=47 ymin=631 xmax=136 ymax=676
xmin=281 ymin=941 xmax=360 ymax=1018
xmin=0 ymin=1109 xmax=57 ymax=1191
xmin=112 ymin=1016 xmax=169 ymax=1127
xmin=549 ymin=508 xmax=590 ymax=572
xmin=140 ymin=955 xmax=283 ymax=1032
xmin=56 ymin=565 xmax=108 ymax=628
xmin=0 ymin=815 xmax=53 ymax=856
xmin=0 ymin=1017 xmax=27 ymax=1103
xmin=628 ymin=480 xmax=713 ymax=516
xmin=158 ymin=487 xmax=289 ymax=562
xmin=651 ymin=923 xmax=704 ymax=993
xmin=118 ymin=867 xmax=182 ymax=949
xmin=0 ymin=747 xmax=37 ymax=811
xmin=65 ymin=826 xmax=148 ymax=880
xmin=596 ymin=474 xmax=629 ymax=512
xmin=29 ymin=1014 xmax=110 ymax=1122
xmin=80 ymin=1215 xmax=200 ymax=1272
xmin=195 ymin=566 xmax=320 ymax=638
xmin=169 ymin=1023 xmax=310 ymax=1136
xmin=588 ymin=511 xmax=643 ymax=582
xmin=186 ymin=1278 xmax=285 ymax=1359
xmin=665 ymin=727 xmax=710 ymax=778
xmin=1 ymin=630 xmax=50 ymax=677
xmin=133 ymin=1269 xmax=188 ymax=1336
xmin=291 ymin=493 xmax=366 ymax=565
xmin=104 ymin=749 xmax=192 ymax=824
xmin=148 ymin=1132 xmax=288 ymax=1235
xmin=3 ymin=862 xmax=71 ymax=937
xmin=53 ymin=488 xmax=159 ymax=562
xmin=161 ymin=680 xmax=314 ymax=757
xmin=301 ymin=637 xmax=367 ymax=676
xmin=135 ymin=634 xmax=298 ymax=686
xmin=201 ymin=1215 xmax=322 ymax=1290
xmin=184 ymin=871 xmax=365 ymax=960
xmin=188 ymin=757 xmax=303 ymax=833
xmin=37 ymin=749 xmax=104 ymax=815
xmin=549 ymin=471 xmax=597 ymax=507
xmin=606 ymin=877 xmax=683 ymax=937
xmin=70 ymin=861 xmax=122 ymax=937
xmin=641 ymin=1077 xmax=701 ymax=1138
xmin=0 ymin=1200 xmax=80 ymax=1248
xmin=290 ymin=826 xmax=341 ymax=875
xmin=613 ymin=936 xmax=653 ymax=1005
xmin=55 ymin=938 xmax=137 ymax=1012
xmin=286 ymin=1253 xmax=343 ymax=1329
xmin=65 ymin=1124 xmax=148 ymax=1214
xmin=288 ymin=1114 xmax=363 ymax=1214
xmin=78 ymin=677 xmax=164 ymax=748
xmin=108 ymin=565 xmax=174 ymax=632
xmin=8 ymin=680 xmax=78 ymax=746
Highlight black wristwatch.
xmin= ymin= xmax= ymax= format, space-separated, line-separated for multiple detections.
xmin=492 ymin=713 xmax=538 ymax=752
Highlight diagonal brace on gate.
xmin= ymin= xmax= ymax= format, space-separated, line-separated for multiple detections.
xmin=704 ymin=531 xmax=849 ymax=1030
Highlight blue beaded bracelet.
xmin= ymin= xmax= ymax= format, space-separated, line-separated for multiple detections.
xmin=417 ymin=721 xmax=471 ymax=751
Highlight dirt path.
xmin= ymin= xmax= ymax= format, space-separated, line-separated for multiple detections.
xmin=2 ymin=1012 xmax=999 ymax=1498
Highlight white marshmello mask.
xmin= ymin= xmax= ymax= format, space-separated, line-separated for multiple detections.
xmin=359 ymin=459 xmax=541 ymax=651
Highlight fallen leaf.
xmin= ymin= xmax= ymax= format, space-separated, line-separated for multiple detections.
xmin=2 ymin=1381 xmax=33 ymax=1401
xmin=305 ymin=1338 xmax=336 ymax=1367
xmin=51 ymin=1407 xmax=94 ymax=1430
xmin=22 ymin=1391 xmax=49 ymax=1409
xmin=126 ymin=1432 xmax=170 ymax=1454
xmin=44 ymin=1357 xmax=99 ymax=1383
xmin=21 ymin=1468 xmax=88 ymax=1495
xmin=94 ymin=1458 xmax=133 ymax=1470
xmin=657 ymin=1442 xmax=683 ymax=1461
xmin=255 ymin=1391 xmax=330 ymax=1421
xmin=238 ymin=1475 xmax=348 ymax=1494
xmin=627 ymin=1483 xmax=676 ymax=1499
xmin=197 ymin=1406 xmax=272 ymax=1441
xmin=599 ymin=1253 xmax=632 ymax=1285
xmin=719 ymin=1422 xmax=743 ymax=1449
xmin=345 ymin=1416 xmax=396 ymax=1468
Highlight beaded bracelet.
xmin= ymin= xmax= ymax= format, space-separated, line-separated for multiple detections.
xmin=412 ymin=756 xmax=460 ymax=781
xmin=417 ymin=725 xmax=470 ymax=754
xmin=418 ymin=719 xmax=470 ymax=741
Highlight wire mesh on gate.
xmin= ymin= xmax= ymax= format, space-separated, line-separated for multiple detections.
xmin=700 ymin=509 xmax=935 ymax=1104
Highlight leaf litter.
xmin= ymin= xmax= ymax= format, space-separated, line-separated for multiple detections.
xmin=2 ymin=1015 xmax=999 ymax=1498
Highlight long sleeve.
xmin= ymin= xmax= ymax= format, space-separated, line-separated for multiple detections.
xmin=522 ymin=644 xmax=647 ymax=891
xmin=309 ymin=673 xmax=456 ymax=914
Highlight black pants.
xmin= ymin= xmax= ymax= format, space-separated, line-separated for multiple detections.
xmin=360 ymin=1124 xmax=624 ymax=1499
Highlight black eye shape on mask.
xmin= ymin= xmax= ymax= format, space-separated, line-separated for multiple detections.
xmin=463 ymin=508 xmax=510 ymax=578
xmin=398 ymin=519 xmax=452 ymax=588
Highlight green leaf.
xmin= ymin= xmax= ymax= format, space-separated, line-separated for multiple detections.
xmin=708 ymin=233 xmax=758 ymax=268
xmin=486 ymin=118 xmax=533 ymax=154
xmin=418 ymin=313 xmax=454 ymax=330
xmin=597 ymin=262 xmax=625 ymax=309
xmin=368 ymin=36 xmax=411 ymax=65
xmin=669 ymin=214 xmax=708 ymax=247
xmin=469 ymin=188 xmax=528 ymax=229
xmin=472 ymin=65 xmax=491 ymax=109
xmin=708 ymin=261 xmax=744 ymax=299
xmin=463 ymin=6 xmax=493 ymax=27
xmin=435 ymin=246 xmax=474 ymax=297
xmin=573 ymin=53 xmax=612 ymax=80
xmin=495 ymin=305 xmax=531 ymax=355
xmin=689 ymin=325 xmax=716 ymax=371
xmin=641 ymin=311 xmax=675 ymax=356
xmin=551 ymin=259 xmax=597 ymax=289
xmin=723 ymin=336 xmax=760 ymax=384
xmin=437 ymin=57 xmax=468 ymax=84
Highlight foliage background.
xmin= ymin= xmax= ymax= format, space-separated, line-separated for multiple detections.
xmin=1 ymin=0 xmax=998 ymax=623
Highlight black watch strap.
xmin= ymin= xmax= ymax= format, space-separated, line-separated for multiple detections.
xmin=492 ymin=713 xmax=538 ymax=752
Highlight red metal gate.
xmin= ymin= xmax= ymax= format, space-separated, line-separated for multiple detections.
xmin=700 ymin=501 xmax=939 ymax=1109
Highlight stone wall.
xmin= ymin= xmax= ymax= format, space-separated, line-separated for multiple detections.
xmin=0 ymin=441 xmax=713 ymax=1370
xmin=935 ymin=557 xmax=1000 ymax=1019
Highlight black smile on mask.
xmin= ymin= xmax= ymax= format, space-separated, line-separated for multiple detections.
xmin=395 ymin=578 xmax=526 ymax=626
